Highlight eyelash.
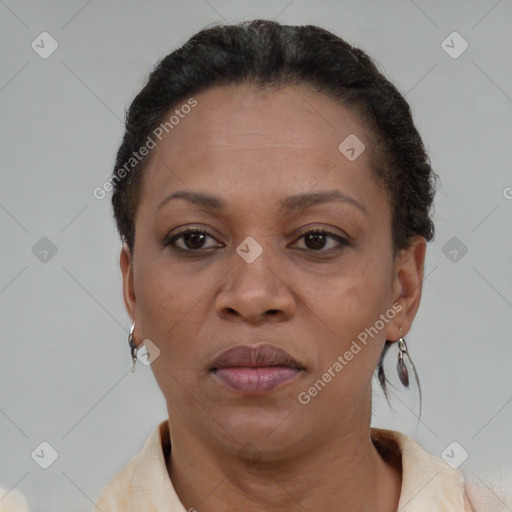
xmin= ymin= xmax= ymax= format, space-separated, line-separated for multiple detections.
xmin=163 ymin=227 xmax=349 ymax=254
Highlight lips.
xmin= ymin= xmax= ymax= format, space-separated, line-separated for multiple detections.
xmin=209 ymin=343 xmax=305 ymax=395
xmin=209 ymin=343 xmax=305 ymax=371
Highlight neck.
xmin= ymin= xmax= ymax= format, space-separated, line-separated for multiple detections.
xmin=165 ymin=407 xmax=402 ymax=512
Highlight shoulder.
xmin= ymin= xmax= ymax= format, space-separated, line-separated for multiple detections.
xmin=94 ymin=421 xmax=168 ymax=510
xmin=94 ymin=453 xmax=136 ymax=510
xmin=371 ymin=427 xmax=470 ymax=511
xmin=463 ymin=490 xmax=476 ymax=511
xmin=0 ymin=487 xmax=29 ymax=511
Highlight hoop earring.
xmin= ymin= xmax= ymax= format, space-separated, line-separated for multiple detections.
xmin=128 ymin=323 xmax=138 ymax=373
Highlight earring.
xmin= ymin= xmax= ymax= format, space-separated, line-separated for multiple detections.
xmin=396 ymin=328 xmax=410 ymax=387
xmin=128 ymin=323 xmax=138 ymax=373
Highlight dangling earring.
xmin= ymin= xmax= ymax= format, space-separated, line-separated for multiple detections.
xmin=396 ymin=327 xmax=416 ymax=388
xmin=395 ymin=328 xmax=423 ymax=422
xmin=128 ymin=323 xmax=138 ymax=372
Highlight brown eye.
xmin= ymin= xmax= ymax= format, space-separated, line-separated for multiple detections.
xmin=293 ymin=229 xmax=349 ymax=252
xmin=165 ymin=228 xmax=221 ymax=251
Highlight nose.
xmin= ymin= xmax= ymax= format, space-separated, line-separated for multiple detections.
xmin=215 ymin=244 xmax=296 ymax=324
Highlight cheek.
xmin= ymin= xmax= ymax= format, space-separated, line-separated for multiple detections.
xmin=302 ymin=273 xmax=392 ymax=405
xmin=133 ymin=260 xmax=214 ymax=375
xmin=310 ymin=255 xmax=393 ymax=374
xmin=132 ymin=262 xmax=191 ymax=351
xmin=326 ymin=261 xmax=390 ymax=327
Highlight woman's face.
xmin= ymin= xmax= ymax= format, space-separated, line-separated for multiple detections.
xmin=121 ymin=83 xmax=425 ymax=456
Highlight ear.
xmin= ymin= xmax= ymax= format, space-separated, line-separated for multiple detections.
xmin=120 ymin=242 xmax=136 ymax=324
xmin=386 ymin=236 xmax=427 ymax=341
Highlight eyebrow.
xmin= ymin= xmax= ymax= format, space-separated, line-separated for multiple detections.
xmin=157 ymin=189 xmax=367 ymax=215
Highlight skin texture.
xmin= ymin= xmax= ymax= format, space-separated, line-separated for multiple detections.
xmin=120 ymin=83 xmax=427 ymax=512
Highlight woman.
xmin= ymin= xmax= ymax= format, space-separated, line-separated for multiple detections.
xmin=95 ymin=19 xmax=475 ymax=511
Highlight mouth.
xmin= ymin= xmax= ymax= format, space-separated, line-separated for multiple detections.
xmin=209 ymin=343 xmax=305 ymax=395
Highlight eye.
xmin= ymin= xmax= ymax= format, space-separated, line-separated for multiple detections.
xmin=292 ymin=228 xmax=349 ymax=252
xmin=164 ymin=228 xmax=222 ymax=251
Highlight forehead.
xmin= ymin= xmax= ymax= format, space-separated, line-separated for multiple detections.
xmin=137 ymin=83 xmax=387 ymax=220
xmin=155 ymin=83 xmax=368 ymax=161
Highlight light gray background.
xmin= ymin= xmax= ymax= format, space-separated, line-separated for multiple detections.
xmin=1 ymin=1 xmax=511 ymax=511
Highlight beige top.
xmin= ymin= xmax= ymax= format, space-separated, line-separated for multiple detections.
xmin=0 ymin=487 xmax=30 ymax=512
xmin=94 ymin=419 xmax=471 ymax=511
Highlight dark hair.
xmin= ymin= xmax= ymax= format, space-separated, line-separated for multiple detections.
xmin=110 ymin=19 xmax=437 ymax=410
